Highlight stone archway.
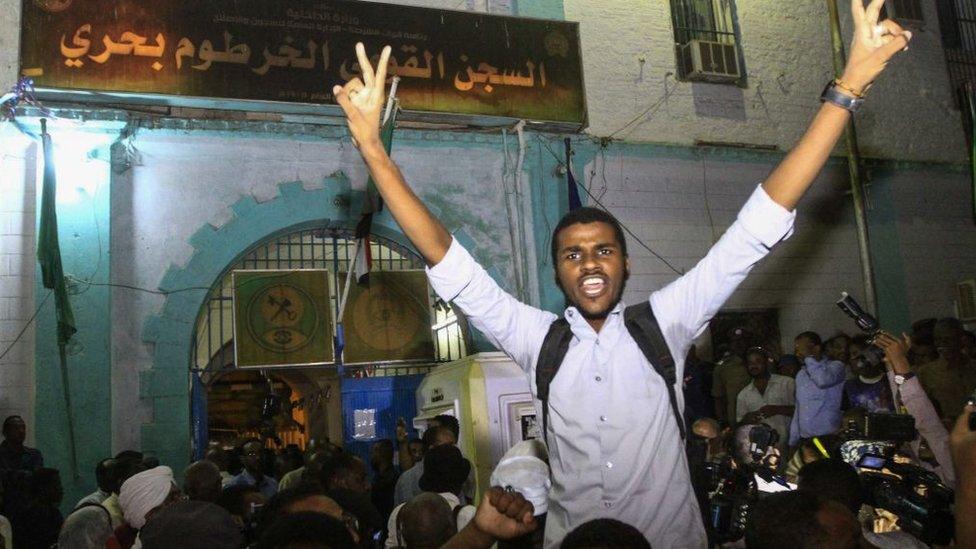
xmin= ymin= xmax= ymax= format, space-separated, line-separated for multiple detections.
xmin=138 ymin=174 xmax=422 ymax=471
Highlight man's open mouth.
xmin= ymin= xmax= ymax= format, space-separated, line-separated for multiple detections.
xmin=579 ymin=276 xmax=608 ymax=298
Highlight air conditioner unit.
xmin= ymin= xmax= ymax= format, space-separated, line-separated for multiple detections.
xmin=678 ymin=39 xmax=740 ymax=83
xmin=885 ymin=0 xmax=924 ymax=22
xmin=958 ymin=279 xmax=976 ymax=321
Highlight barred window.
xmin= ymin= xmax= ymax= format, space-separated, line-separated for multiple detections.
xmin=670 ymin=0 xmax=744 ymax=84
xmin=936 ymin=0 xmax=976 ymax=110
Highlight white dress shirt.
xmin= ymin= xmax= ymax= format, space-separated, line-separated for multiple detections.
xmin=426 ymin=184 xmax=795 ymax=549
xmin=736 ymin=374 xmax=796 ymax=453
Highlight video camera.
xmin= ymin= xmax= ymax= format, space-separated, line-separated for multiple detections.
xmin=836 ymin=291 xmax=887 ymax=371
xmin=853 ymin=451 xmax=954 ymax=546
xmin=701 ymin=424 xmax=789 ymax=544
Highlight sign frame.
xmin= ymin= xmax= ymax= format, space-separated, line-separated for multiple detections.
xmin=20 ymin=0 xmax=588 ymax=131
xmin=232 ymin=269 xmax=335 ymax=370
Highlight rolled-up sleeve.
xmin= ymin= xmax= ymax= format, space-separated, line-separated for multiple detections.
xmin=737 ymin=184 xmax=796 ymax=248
xmin=651 ymin=185 xmax=796 ymax=352
xmin=426 ymin=237 xmax=555 ymax=371
xmin=426 ymin=237 xmax=479 ymax=303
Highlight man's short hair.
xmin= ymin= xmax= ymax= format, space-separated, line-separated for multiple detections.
xmin=795 ymin=331 xmax=823 ymax=347
xmin=184 ymin=460 xmax=222 ymax=503
xmin=2 ymin=415 xmax=22 ymax=433
xmin=935 ymin=317 xmax=964 ymax=333
xmin=422 ymin=425 xmax=456 ymax=448
xmin=744 ymin=490 xmax=847 ymax=549
xmin=255 ymin=512 xmax=354 ymax=549
xmin=419 ymin=445 xmax=470 ymax=495
xmin=254 ymin=483 xmax=328 ymax=539
xmin=398 ymin=493 xmax=456 ymax=548
xmin=431 ymin=415 xmax=460 ymax=439
xmin=550 ymin=206 xmax=628 ymax=266
xmin=216 ymin=484 xmax=261 ymax=519
xmin=561 ymin=518 xmax=651 ymax=549
xmin=797 ymin=459 xmax=864 ymax=515
xmin=320 ymin=453 xmax=361 ymax=490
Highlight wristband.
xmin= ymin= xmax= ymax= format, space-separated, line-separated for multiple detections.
xmin=894 ymin=372 xmax=916 ymax=385
xmin=821 ymin=81 xmax=864 ymax=113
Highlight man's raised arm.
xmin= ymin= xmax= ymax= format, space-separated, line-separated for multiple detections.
xmin=650 ymin=0 xmax=912 ymax=347
xmin=762 ymin=0 xmax=911 ymax=210
xmin=332 ymin=43 xmax=452 ymax=266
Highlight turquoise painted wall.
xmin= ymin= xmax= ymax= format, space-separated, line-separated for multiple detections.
xmin=514 ymin=0 xmax=565 ymax=20
xmin=34 ymin=132 xmax=118 ymax=512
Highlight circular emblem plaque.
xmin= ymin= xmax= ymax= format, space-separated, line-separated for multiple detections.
xmin=351 ymin=287 xmax=420 ymax=352
xmin=245 ymin=283 xmax=319 ymax=353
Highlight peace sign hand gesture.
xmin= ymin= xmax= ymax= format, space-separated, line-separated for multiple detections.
xmin=332 ymin=43 xmax=392 ymax=153
xmin=842 ymin=0 xmax=913 ymax=95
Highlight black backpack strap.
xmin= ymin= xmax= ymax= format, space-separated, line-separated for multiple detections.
xmin=624 ymin=302 xmax=686 ymax=440
xmin=535 ymin=317 xmax=573 ymax=444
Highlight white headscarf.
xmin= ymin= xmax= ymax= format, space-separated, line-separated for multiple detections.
xmin=490 ymin=440 xmax=551 ymax=515
xmin=119 ymin=466 xmax=175 ymax=529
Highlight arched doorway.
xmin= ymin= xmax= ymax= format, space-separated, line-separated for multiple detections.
xmin=190 ymin=226 xmax=468 ymax=456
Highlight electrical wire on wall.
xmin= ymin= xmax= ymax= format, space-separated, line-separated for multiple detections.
xmin=535 ymin=135 xmax=684 ymax=276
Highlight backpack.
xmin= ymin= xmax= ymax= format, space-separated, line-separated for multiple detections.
xmin=535 ymin=301 xmax=686 ymax=442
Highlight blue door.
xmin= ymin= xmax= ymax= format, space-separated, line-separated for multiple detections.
xmin=340 ymin=374 xmax=426 ymax=475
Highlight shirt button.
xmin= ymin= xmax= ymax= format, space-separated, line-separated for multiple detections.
xmin=600 ymin=415 xmax=607 ymax=422
xmin=606 ymin=461 xmax=613 ymax=469
xmin=595 ymin=376 xmax=602 ymax=382
xmin=604 ymin=501 xmax=613 ymax=508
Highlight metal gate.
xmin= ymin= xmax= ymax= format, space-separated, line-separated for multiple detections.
xmin=191 ymin=227 xmax=469 ymax=380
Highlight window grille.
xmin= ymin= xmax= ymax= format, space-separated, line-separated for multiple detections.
xmin=937 ymin=0 xmax=976 ymax=111
xmin=670 ymin=0 xmax=744 ymax=83
xmin=882 ymin=0 xmax=925 ymax=23
xmin=191 ymin=227 xmax=468 ymax=380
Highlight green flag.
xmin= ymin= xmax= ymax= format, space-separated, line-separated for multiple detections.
xmin=38 ymin=121 xmax=76 ymax=346
xmin=37 ymin=119 xmax=80 ymax=478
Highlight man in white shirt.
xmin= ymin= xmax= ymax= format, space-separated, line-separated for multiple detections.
xmin=736 ymin=347 xmax=795 ymax=456
xmin=331 ymin=6 xmax=911 ymax=545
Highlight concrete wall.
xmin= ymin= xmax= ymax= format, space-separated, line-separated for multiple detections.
xmin=571 ymin=143 xmax=975 ymax=351
xmin=565 ymin=0 xmax=966 ymax=164
xmin=0 ymin=130 xmax=36 ymax=445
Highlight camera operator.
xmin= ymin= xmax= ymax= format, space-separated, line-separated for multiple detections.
xmin=844 ymin=335 xmax=895 ymax=414
xmin=696 ymin=422 xmax=794 ymax=547
xmin=873 ymin=332 xmax=955 ymax=488
xmin=736 ymin=347 xmax=795 ymax=460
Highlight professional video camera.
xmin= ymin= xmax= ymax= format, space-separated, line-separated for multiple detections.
xmin=838 ymin=412 xmax=917 ymax=444
xmin=836 ymin=291 xmax=887 ymax=370
xmin=701 ymin=423 xmax=790 ymax=544
xmin=850 ymin=449 xmax=954 ymax=546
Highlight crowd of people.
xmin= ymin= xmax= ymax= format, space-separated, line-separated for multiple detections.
xmin=0 ymin=318 xmax=972 ymax=549
xmin=681 ymin=315 xmax=976 ymax=547
xmin=0 ymin=330 xmax=973 ymax=549
xmin=5 ymin=0 xmax=976 ymax=546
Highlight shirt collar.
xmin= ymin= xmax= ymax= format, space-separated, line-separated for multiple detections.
xmin=563 ymin=301 xmax=625 ymax=338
